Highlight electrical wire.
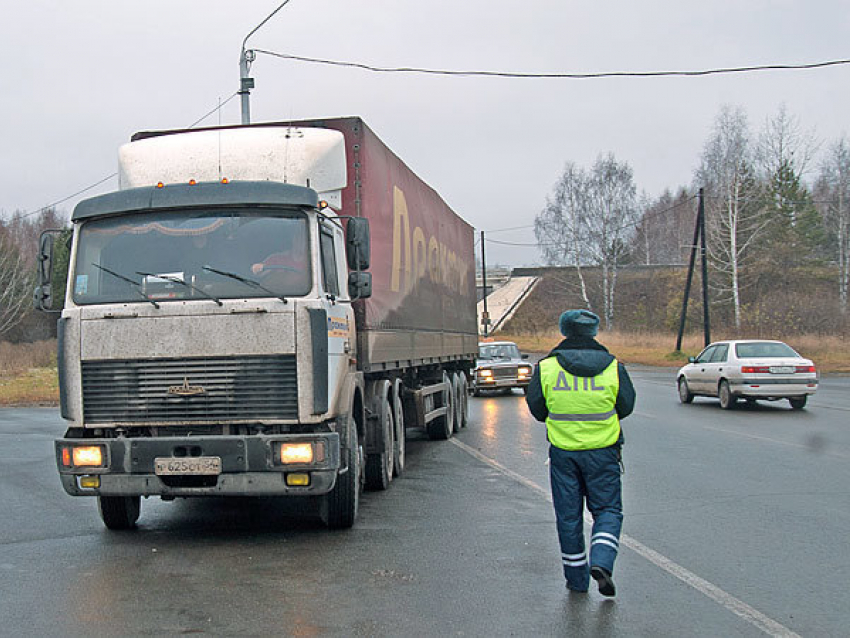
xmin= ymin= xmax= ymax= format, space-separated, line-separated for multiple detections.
xmin=253 ymin=50 xmax=850 ymax=80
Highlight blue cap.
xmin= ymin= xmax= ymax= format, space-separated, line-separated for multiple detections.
xmin=559 ymin=309 xmax=600 ymax=337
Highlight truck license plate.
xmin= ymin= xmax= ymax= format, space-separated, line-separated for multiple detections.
xmin=154 ymin=456 xmax=222 ymax=476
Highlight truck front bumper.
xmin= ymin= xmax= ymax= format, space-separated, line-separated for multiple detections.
xmin=56 ymin=432 xmax=340 ymax=498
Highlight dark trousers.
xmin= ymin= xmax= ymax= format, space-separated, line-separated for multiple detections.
xmin=549 ymin=444 xmax=623 ymax=590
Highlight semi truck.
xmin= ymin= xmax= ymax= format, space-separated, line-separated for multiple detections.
xmin=35 ymin=116 xmax=477 ymax=530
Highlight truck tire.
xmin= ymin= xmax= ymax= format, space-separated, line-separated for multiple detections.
xmin=98 ymin=495 xmax=141 ymax=530
xmin=452 ymin=372 xmax=464 ymax=433
xmin=392 ymin=378 xmax=405 ymax=477
xmin=365 ymin=380 xmax=394 ymax=491
xmin=426 ymin=372 xmax=455 ymax=440
xmin=458 ymin=374 xmax=469 ymax=428
xmin=322 ymin=413 xmax=361 ymax=529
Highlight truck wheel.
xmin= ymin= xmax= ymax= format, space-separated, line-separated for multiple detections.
xmin=452 ymin=372 xmax=464 ymax=433
xmin=365 ymin=381 xmax=394 ymax=491
xmin=98 ymin=495 xmax=141 ymax=530
xmin=718 ymin=380 xmax=737 ymax=410
xmin=322 ymin=413 xmax=361 ymax=529
xmin=427 ymin=372 xmax=455 ymax=440
xmin=392 ymin=378 xmax=405 ymax=477
xmin=458 ymin=374 xmax=469 ymax=428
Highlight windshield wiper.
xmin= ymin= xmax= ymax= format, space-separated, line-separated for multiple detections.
xmin=92 ymin=263 xmax=160 ymax=309
xmin=202 ymin=265 xmax=288 ymax=303
xmin=136 ymin=271 xmax=223 ymax=306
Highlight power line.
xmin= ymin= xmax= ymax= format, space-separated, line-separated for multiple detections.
xmin=253 ymin=50 xmax=850 ymax=80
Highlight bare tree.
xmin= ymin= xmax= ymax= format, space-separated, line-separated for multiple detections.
xmin=757 ymin=104 xmax=819 ymax=182
xmin=632 ymin=187 xmax=696 ymax=265
xmin=815 ymin=136 xmax=850 ymax=314
xmin=696 ymin=105 xmax=768 ymax=330
xmin=0 ymin=226 xmax=33 ymax=339
xmin=585 ymin=154 xmax=639 ymax=329
xmin=535 ymin=162 xmax=593 ymax=309
xmin=535 ymin=154 xmax=639 ymax=329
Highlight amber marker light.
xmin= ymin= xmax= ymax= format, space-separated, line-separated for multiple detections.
xmin=156 ymin=182 xmax=165 ymax=189
xmin=72 ymin=445 xmax=105 ymax=467
xmin=286 ymin=473 xmax=311 ymax=487
xmin=221 ymin=178 xmax=229 ymax=184
xmin=280 ymin=443 xmax=314 ymax=464
xmin=79 ymin=476 xmax=100 ymax=489
xmin=189 ymin=179 xmax=197 ymax=185
xmin=318 ymin=200 xmax=329 ymax=210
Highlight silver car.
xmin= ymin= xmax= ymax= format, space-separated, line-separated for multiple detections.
xmin=677 ymin=340 xmax=818 ymax=410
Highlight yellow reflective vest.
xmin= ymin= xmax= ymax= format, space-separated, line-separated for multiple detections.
xmin=538 ymin=356 xmax=621 ymax=450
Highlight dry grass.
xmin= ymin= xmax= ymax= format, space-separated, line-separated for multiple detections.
xmin=497 ymin=330 xmax=850 ymax=373
xmin=0 ymin=340 xmax=59 ymax=405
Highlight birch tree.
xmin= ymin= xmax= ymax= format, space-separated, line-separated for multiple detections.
xmin=815 ymin=136 xmax=850 ymax=314
xmin=535 ymin=154 xmax=638 ymax=329
xmin=0 ymin=228 xmax=32 ymax=339
xmin=696 ymin=106 xmax=767 ymax=330
xmin=535 ymin=162 xmax=593 ymax=309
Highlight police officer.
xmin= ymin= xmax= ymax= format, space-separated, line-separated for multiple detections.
xmin=525 ymin=309 xmax=636 ymax=596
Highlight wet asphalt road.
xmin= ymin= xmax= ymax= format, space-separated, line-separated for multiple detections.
xmin=1 ymin=369 xmax=849 ymax=637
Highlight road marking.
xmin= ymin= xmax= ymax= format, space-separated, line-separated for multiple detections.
xmin=450 ymin=438 xmax=801 ymax=638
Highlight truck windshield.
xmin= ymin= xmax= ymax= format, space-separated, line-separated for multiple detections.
xmin=72 ymin=209 xmax=311 ymax=305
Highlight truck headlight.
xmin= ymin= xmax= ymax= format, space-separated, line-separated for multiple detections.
xmin=478 ymin=369 xmax=493 ymax=378
xmin=518 ymin=366 xmax=532 ymax=377
xmin=278 ymin=442 xmax=325 ymax=465
xmin=61 ymin=445 xmax=106 ymax=468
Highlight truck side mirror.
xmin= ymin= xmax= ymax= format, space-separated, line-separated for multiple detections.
xmin=348 ymin=271 xmax=372 ymax=300
xmin=34 ymin=232 xmax=55 ymax=312
xmin=345 ymin=217 xmax=370 ymax=271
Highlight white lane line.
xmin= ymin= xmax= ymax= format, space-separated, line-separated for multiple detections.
xmin=450 ymin=438 xmax=801 ymax=638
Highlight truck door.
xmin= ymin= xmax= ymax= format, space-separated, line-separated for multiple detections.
xmin=319 ymin=220 xmax=353 ymax=411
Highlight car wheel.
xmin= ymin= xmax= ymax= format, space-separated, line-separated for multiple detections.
xmin=718 ymin=380 xmax=737 ymax=410
xmin=789 ymin=396 xmax=807 ymax=410
xmin=677 ymin=377 xmax=694 ymax=404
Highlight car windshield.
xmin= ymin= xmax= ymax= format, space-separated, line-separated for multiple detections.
xmin=735 ymin=342 xmax=799 ymax=358
xmin=479 ymin=344 xmax=521 ymax=360
xmin=72 ymin=209 xmax=311 ymax=304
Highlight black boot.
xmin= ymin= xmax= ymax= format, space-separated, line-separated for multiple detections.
xmin=590 ymin=566 xmax=616 ymax=597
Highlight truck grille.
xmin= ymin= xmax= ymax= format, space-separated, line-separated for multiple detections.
xmin=82 ymin=355 xmax=298 ymax=424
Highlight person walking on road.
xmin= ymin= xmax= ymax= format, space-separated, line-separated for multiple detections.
xmin=525 ymin=309 xmax=636 ymax=597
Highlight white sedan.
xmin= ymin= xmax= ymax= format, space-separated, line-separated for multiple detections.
xmin=677 ymin=340 xmax=818 ymax=410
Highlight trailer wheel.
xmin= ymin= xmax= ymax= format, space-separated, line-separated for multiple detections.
xmin=365 ymin=380 xmax=394 ymax=490
xmin=322 ymin=413 xmax=361 ymax=529
xmin=392 ymin=378 xmax=405 ymax=477
xmin=426 ymin=371 xmax=455 ymax=440
xmin=98 ymin=495 xmax=141 ymax=530
xmin=458 ymin=374 xmax=469 ymax=428
xmin=451 ymin=372 xmax=464 ymax=433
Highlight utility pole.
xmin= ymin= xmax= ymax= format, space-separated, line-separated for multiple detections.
xmin=238 ymin=1 xmax=294 ymax=125
xmin=676 ymin=189 xmax=710 ymax=351
xmin=480 ymin=230 xmax=489 ymax=338
xmin=698 ymin=189 xmax=711 ymax=346
xmin=239 ymin=49 xmax=255 ymax=125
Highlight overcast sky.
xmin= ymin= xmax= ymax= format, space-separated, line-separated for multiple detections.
xmin=2 ymin=1 xmax=848 ymax=265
